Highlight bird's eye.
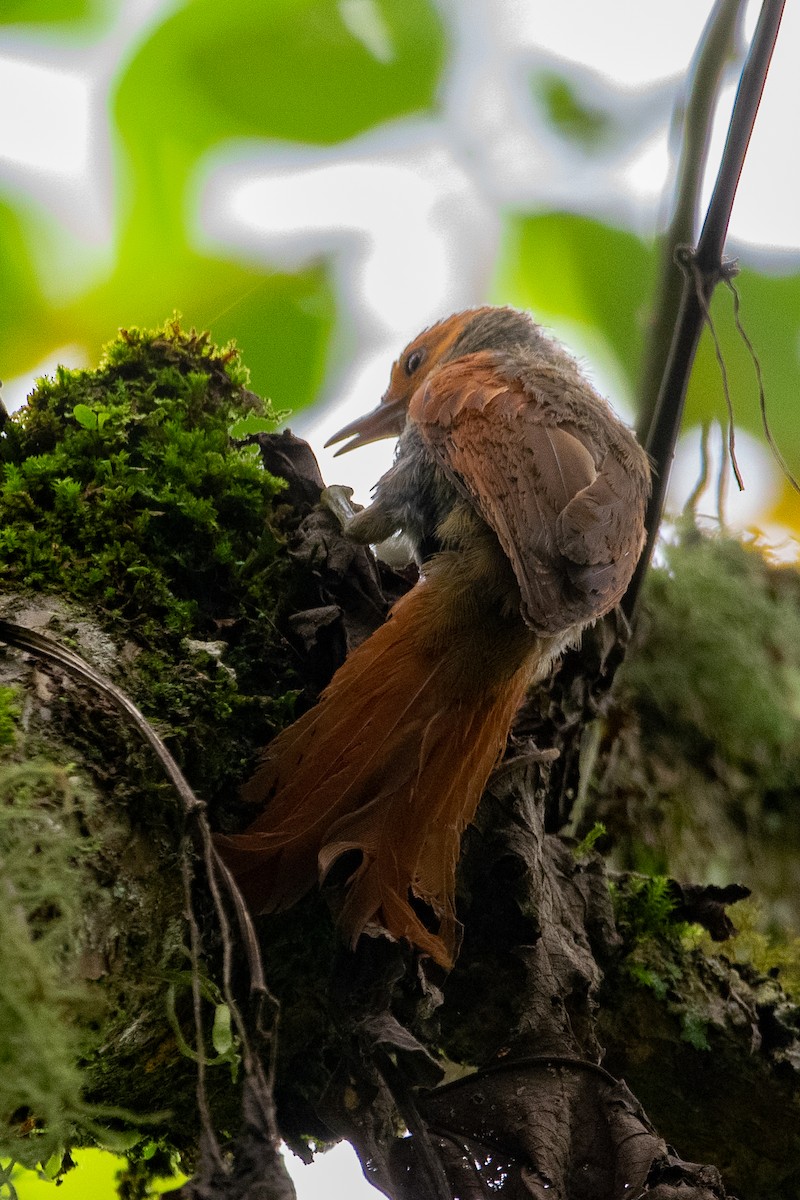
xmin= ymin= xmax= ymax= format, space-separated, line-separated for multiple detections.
xmin=405 ymin=349 xmax=424 ymax=376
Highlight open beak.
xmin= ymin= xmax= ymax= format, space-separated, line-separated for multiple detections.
xmin=324 ymin=396 xmax=408 ymax=457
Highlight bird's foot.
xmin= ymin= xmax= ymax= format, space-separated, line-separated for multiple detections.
xmin=321 ymin=486 xmax=417 ymax=569
xmin=490 ymin=741 xmax=560 ymax=786
xmin=503 ymin=745 xmax=560 ymax=768
xmin=320 ymin=484 xmax=359 ymax=530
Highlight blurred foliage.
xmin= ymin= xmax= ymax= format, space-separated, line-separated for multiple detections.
xmin=0 ymin=0 xmax=445 ymax=410
xmin=2 ymin=3 xmax=799 ymax=547
xmin=531 ymin=71 xmax=612 ymax=149
xmin=497 ymin=212 xmax=655 ymax=385
xmin=116 ymin=0 xmax=444 ymax=150
xmin=5 ymin=1147 xmax=184 ymax=1198
xmin=0 ymin=0 xmax=106 ymax=24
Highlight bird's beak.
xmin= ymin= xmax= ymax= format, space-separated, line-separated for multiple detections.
xmin=324 ymin=395 xmax=407 ymax=457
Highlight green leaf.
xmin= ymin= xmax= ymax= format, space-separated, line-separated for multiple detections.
xmin=41 ymin=1151 xmax=65 ymax=1180
xmin=94 ymin=1128 xmax=143 ymax=1154
xmin=114 ymin=0 xmax=445 ymax=155
xmin=533 ymin=71 xmax=611 ymax=149
xmin=0 ymin=199 xmax=51 ymax=380
xmin=495 ymin=211 xmax=656 ymax=401
xmin=72 ymin=403 xmax=98 ymax=430
xmin=229 ymin=414 xmax=280 ymax=438
xmin=0 ymin=0 xmax=107 ymax=24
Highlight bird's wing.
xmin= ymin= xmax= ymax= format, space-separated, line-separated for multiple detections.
xmin=409 ymin=351 xmax=648 ymax=633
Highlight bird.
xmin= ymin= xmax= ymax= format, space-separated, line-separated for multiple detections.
xmin=214 ymin=306 xmax=651 ymax=968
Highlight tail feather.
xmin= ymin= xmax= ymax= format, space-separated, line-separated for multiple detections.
xmin=214 ymin=562 xmax=540 ymax=966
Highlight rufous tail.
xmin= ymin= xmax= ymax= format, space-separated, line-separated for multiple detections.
xmin=214 ymin=549 xmax=542 ymax=967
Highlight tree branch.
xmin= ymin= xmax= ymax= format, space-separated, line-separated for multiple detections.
xmin=624 ymin=0 xmax=787 ymax=620
xmin=637 ymin=0 xmax=746 ymax=443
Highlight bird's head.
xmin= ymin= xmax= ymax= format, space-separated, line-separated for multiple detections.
xmin=325 ymin=311 xmax=471 ymax=456
xmin=326 ymin=305 xmax=537 ymax=456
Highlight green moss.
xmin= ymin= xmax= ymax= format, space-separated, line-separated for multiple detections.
xmin=0 ymin=318 xmax=285 ymax=646
xmin=624 ymin=961 xmax=670 ymax=1000
xmin=695 ymin=899 xmax=800 ymax=1000
xmin=598 ymin=527 xmax=800 ymax=929
xmin=0 ymin=320 xmax=310 ymax=1173
xmin=0 ymin=318 xmax=302 ymax=802
xmin=0 ymin=686 xmax=20 ymax=748
xmin=611 ymin=874 xmax=695 ymax=1009
xmin=572 ymin=820 xmax=607 ymax=859
xmin=622 ymin=527 xmax=800 ymax=789
xmin=611 ymin=874 xmax=681 ymax=943
xmin=680 ymin=1011 xmax=711 ymax=1051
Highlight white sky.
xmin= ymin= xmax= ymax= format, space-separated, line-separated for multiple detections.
xmin=0 ymin=2 xmax=797 ymax=1192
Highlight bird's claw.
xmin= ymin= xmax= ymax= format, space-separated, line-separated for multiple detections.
xmin=320 ymin=484 xmax=358 ymax=530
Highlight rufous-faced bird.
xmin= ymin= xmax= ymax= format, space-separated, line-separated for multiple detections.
xmin=215 ymin=306 xmax=651 ymax=967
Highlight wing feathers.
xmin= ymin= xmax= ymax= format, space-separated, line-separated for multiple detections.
xmin=409 ymin=351 xmax=649 ymax=632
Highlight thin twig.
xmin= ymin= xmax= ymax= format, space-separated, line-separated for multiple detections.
xmin=0 ymin=619 xmax=203 ymax=816
xmin=200 ymin=827 xmax=281 ymax=1111
xmin=683 ymin=421 xmax=712 ymax=517
xmin=623 ymin=0 xmax=787 ymax=620
xmin=637 ymin=0 xmax=746 ymax=442
xmin=180 ymin=846 xmax=224 ymax=1170
xmin=426 ymin=1053 xmax=621 ymax=1097
xmin=688 ymin=259 xmax=745 ymax=490
xmin=727 ymin=278 xmax=800 ymax=495
xmin=717 ymin=418 xmax=731 ymax=529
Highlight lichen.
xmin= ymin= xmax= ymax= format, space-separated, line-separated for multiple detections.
xmin=0 ymin=761 xmax=102 ymax=1168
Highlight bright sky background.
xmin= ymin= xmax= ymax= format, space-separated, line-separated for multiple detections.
xmin=0 ymin=2 xmax=798 ymax=1195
